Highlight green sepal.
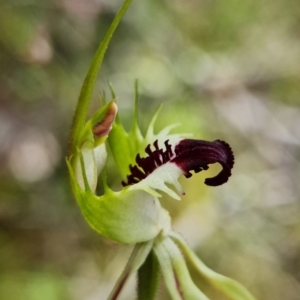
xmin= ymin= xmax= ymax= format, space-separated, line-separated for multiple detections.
xmin=107 ymin=121 xmax=139 ymax=178
xmin=154 ymin=235 xmax=210 ymax=300
xmin=108 ymin=82 xmax=145 ymax=178
xmin=170 ymin=232 xmax=258 ymax=300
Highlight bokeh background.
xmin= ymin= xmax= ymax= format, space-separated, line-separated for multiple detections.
xmin=1 ymin=0 xmax=300 ymax=299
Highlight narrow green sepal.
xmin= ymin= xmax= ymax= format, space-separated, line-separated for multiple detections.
xmin=107 ymin=83 xmax=146 ymax=178
xmin=144 ymin=103 xmax=163 ymax=141
xmin=160 ymin=236 xmax=210 ymax=300
xmin=154 ymin=235 xmax=209 ymax=300
xmin=107 ymin=122 xmax=134 ymax=177
xmin=131 ymin=80 xmax=143 ymax=137
xmin=170 ymin=232 xmax=258 ymax=300
xmin=99 ymin=91 xmax=106 ymax=106
xmin=109 ymin=81 xmax=117 ymax=99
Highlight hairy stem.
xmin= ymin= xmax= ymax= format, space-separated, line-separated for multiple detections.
xmin=69 ymin=0 xmax=133 ymax=156
xmin=107 ymin=241 xmax=153 ymax=300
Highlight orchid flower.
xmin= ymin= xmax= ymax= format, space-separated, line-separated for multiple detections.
xmin=66 ymin=0 xmax=258 ymax=299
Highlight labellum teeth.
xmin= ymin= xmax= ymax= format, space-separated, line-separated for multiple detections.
xmin=122 ymin=139 xmax=174 ymax=186
xmin=122 ymin=138 xmax=234 ymax=188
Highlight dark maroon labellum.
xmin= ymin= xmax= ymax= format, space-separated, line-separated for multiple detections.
xmin=122 ymin=139 xmax=234 ymax=187
xmin=173 ymin=139 xmax=234 ymax=186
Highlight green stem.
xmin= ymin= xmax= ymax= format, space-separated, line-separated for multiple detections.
xmin=138 ymin=250 xmax=160 ymax=300
xmin=68 ymin=0 xmax=133 ymax=157
xmin=107 ymin=241 xmax=153 ymax=300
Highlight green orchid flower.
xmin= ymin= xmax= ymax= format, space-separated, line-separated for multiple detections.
xmin=67 ymin=90 xmax=234 ymax=244
xmin=66 ymin=0 xmax=258 ymax=299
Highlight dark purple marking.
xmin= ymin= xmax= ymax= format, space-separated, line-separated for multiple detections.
xmin=122 ymin=139 xmax=234 ymax=187
xmin=173 ymin=139 xmax=234 ymax=186
xmin=174 ymin=271 xmax=184 ymax=299
xmin=111 ymin=273 xmax=129 ymax=300
xmin=122 ymin=140 xmax=174 ymax=186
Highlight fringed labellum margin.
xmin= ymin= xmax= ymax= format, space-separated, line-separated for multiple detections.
xmin=122 ymin=138 xmax=234 ymax=201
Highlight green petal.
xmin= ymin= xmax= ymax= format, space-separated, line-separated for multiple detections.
xmin=107 ymin=83 xmax=144 ymax=178
xmin=170 ymin=232 xmax=258 ymax=300
xmin=108 ymin=98 xmax=187 ymax=180
xmin=154 ymin=235 xmax=210 ymax=300
xmin=108 ymin=121 xmax=140 ymax=178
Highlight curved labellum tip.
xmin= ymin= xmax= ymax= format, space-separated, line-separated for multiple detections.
xmin=122 ymin=138 xmax=234 ymax=198
xmin=173 ymin=139 xmax=234 ymax=186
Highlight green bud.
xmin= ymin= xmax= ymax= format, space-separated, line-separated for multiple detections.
xmin=71 ymin=101 xmax=117 ymax=192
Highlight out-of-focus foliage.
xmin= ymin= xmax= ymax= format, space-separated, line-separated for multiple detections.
xmin=1 ymin=0 xmax=300 ymax=299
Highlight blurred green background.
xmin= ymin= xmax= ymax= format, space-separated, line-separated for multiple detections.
xmin=1 ymin=0 xmax=300 ymax=299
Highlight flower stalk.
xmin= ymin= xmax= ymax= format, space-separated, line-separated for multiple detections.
xmin=107 ymin=241 xmax=153 ymax=300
